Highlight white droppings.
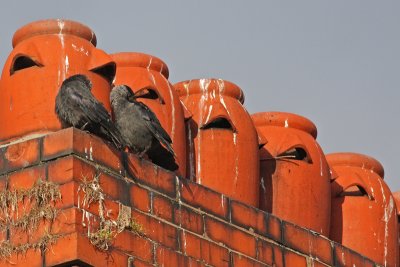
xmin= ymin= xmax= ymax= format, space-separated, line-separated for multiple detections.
xmin=187 ymin=122 xmax=195 ymax=180
xmin=84 ymin=147 xmax=88 ymax=159
xmin=182 ymin=232 xmax=187 ymax=253
xmin=147 ymin=57 xmax=153 ymax=71
xmin=65 ymin=55 xmax=69 ymax=74
xmin=342 ymin=252 xmax=346 ymax=265
xmin=284 ymin=119 xmax=289 ymax=128
xmin=378 ymin=178 xmax=393 ymax=267
xmin=165 ymin=79 xmax=176 ymax=140
xmin=205 ymin=105 xmax=213 ymax=124
xmin=221 ymin=195 xmax=225 ymax=209
xmin=89 ymin=142 xmax=93 ymax=161
xmin=260 ymin=177 xmax=266 ymax=194
xmin=233 ymin=133 xmax=239 ymax=190
xmin=57 ymin=19 xmax=66 ymax=85
xmin=71 ymin=43 xmax=89 ymax=56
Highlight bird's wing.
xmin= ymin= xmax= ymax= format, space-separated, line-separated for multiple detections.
xmin=135 ymin=101 xmax=175 ymax=156
xmin=69 ymin=88 xmax=123 ymax=149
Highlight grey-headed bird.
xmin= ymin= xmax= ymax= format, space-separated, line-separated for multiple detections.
xmin=110 ymin=85 xmax=178 ymax=171
xmin=55 ymin=74 xmax=123 ymax=149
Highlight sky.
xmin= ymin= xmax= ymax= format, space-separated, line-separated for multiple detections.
xmin=0 ymin=1 xmax=399 ymax=190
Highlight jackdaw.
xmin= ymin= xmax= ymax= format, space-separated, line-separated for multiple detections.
xmin=110 ymin=84 xmax=178 ymax=171
xmin=55 ymin=74 xmax=123 ymax=149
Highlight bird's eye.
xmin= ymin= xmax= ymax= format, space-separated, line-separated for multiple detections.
xmin=10 ymin=55 xmax=42 ymax=75
xmin=277 ymin=147 xmax=311 ymax=163
xmin=91 ymin=62 xmax=116 ymax=84
xmin=201 ymin=117 xmax=233 ymax=131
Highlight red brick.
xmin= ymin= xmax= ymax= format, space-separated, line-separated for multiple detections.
xmin=9 ymin=227 xmax=29 ymax=247
xmin=98 ymin=172 xmax=131 ymax=205
xmin=181 ymin=180 xmax=228 ymax=219
xmin=129 ymin=257 xmax=154 ymax=267
xmin=312 ymin=259 xmax=330 ymax=267
xmin=283 ymin=249 xmax=308 ymax=267
xmin=333 ymin=244 xmax=367 ymax=267
xmin=47 ymin=155 xmax=96 ymax=184
xmin=130 ymin=184 xmax=151 ymax=212
xmin=283 ymin=221 xmax=333 ymax=265
xmin=8 ymin=166 xmax=46 ymax=190
xmin=113 ymin=230 xmax=153 ymax=262
xmin=56 ymin=181 xmax=80 ymax=209
xmin=0 ymin=148 xmax=6 ymax=174
xmin=174 ymin=205 xmax=204 ymax=234
xmin=72 ymin=129 xmax=124 ymax=174
xmin=230 ymin=200 xmax=266 ymax=235
xmin=205 ymin=217 xmax=256 ymax=258
xmin=42 ymin=128 xmax=74 ymax=160
xmin=180 ymin=231 xmax=229 ymax=267
xmin=231 ymin=253 xmax=267 ymax=267
xmin=153 ymin=194 xmax=174 ymax=221
xmin=132 ymin=209 xmax=178 ymax=250
xmin=4 ymin=138 xmax=40 ymax=171
xmin=43 ymin=128 xmax=125 ymax=174
xmin=272 ymin=243 xmax=284 ymax=267
xmin=257 ymin=240 xmax=285 ymax=267
xmin=3 ymin=247 xmax=43 ymax=267
xmin=156 ymin=245 xmax=204 ymax=267
xmin=45 ymin=232 xmax=129 ymax=267
xmin=126 ymin=153 xmax=176 ymax=197
xmin=266 ymin=213 xmax=282 ymax=242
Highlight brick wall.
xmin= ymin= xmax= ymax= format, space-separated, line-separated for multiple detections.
xmin=0 ymin=128 xmax=381 ymax=267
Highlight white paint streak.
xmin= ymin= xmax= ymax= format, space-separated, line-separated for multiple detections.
xmin=284 ymin=119 xmax=289 ymax=128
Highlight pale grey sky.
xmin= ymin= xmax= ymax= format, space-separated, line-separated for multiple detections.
xmin=1 ymin=1 xmax=399 ymax=190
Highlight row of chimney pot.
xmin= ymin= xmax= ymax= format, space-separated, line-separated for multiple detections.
xmin=0 ymin=19 xmax=398 ymax=267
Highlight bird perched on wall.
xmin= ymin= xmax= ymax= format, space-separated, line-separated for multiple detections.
xmin=110 ymin=84 xmax=178 ymax=171
xmin=55 ymin=74 xmax=123 ymax=149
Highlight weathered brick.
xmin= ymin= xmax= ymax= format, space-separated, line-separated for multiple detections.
xmin=205 ymin=216 xmax=257 ymax=258
xmin=180 ymin=230 xmax=229 ymax=267
xmin=132 ymin=209 xmax=178 ymax=250
xmin=230 ymin=200 xmax=266 ymax=235
xmin=283 ymin=221 xmax=333 ymax=265
xmin=231 ymin=252 xmax=267 ymax=267
xmin=156 ymin=245 xmax=205 ymax=267
xmin=98 ymin=172 xmax=130 ymax=205
xmin=113 ymin=230 xmax=153 ymax=262
xmin=152 ymin=193 xmax=174 ymax=222
xmin=47 ymin=155 xmax=96 ymax=185
xmin=283 ymin=249 xmax=308 ymax=267
xmin=333 ymin=243 xmax=368 ymax=267
xmin=266 ymin=213 xmax=282 ymax=243
xmin=126 ymin=153 xmax=176 ymax=197
xmin=45 ymin=232 xmax=129 ymax=267
xmin=181 ymin=180 xmax=228 ymax=219
xmin=5 ymin=247 xmax=43 ymax=267
xmin=4 ymin=138 xmax=41 ymax=172
xmin=174 ymin=205 xmax=204 ymax=235
xmin=42 ymin=128 xmax=74 ymax=161
xmin=130 ymin=184 xmax=151 ymax=213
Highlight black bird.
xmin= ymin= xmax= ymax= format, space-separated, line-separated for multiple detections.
xmin=110 ymin=85 xmax=178 ymax=171
xmin=55 ymin=74 xmax=123 ymax=149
